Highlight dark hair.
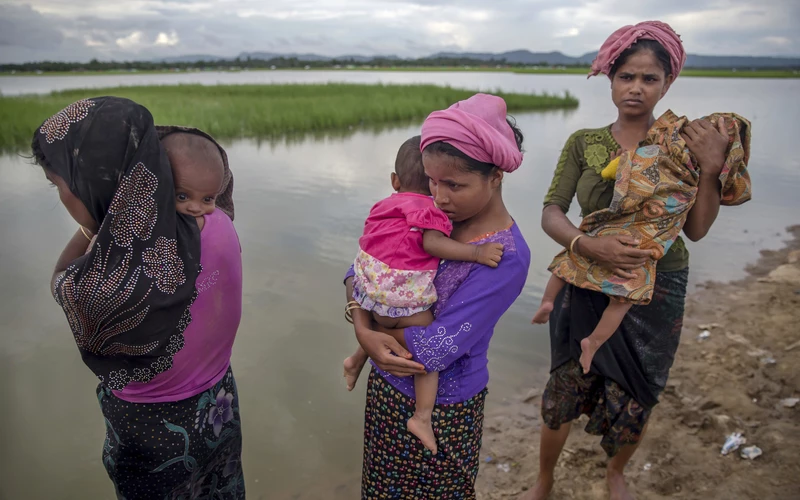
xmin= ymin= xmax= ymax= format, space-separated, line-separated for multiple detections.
xmin=162 ymin=132 xmax=223 ymax=169
xmin=30 ymin=133 xmax=52 ymax=171
xmin=609 ymin=39 xmax=672 ymax=78
xmin=423 ymin=117 xmax=524 ymax=176
xmin=394 ymin=135 xmax=429 ymax=194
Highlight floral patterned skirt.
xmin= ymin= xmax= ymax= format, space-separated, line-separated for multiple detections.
xmin=542 ymin=268 xmax=689 ymax=457
xmin=541 ymin=359 xmax=650 ymax=457
xmin=362 ymin=369 xmax=486 ymax=499
xmin=96 ymin=366 xmax=244 ymax=499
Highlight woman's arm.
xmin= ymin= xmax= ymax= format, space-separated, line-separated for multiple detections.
xmin=423 ymin=230 xmax=503 ymax=268
xmin=681 ymin=117 xmax=729 ymax=242
xmin=683 ymin=172 xmax=722 ymax=242
xmin=51 ymin=228 xmax=93 ymax=291
xmin=542 ymin=132 xmax=650 ymax=278
xmin=344 ymin=273 xmax=426 ymax=377
xmin=541 ymin=205 xmax=652 ymax=279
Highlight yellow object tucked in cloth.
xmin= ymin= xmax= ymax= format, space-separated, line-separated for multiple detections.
xmin=548 ymin=109 xmax=751 ymax=305
xmin=601 ymin=155 xmax=621 ymax=180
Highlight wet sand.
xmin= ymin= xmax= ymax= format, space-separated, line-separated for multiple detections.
xmin=476 ymin=226 xmax=800 ymax=499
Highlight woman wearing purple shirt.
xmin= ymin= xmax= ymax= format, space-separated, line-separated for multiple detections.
xmin=344 ymin=93 xmax=531 ymax=498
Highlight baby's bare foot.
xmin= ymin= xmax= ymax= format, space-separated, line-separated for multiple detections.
xmin=407 ymin=414 xmax=437 ymax=454
xmin=343 ymin=356 xmax=366 ymax=391
xmin=532 ymin=301 xmax=554 ymax=324
xmin=580 ymin=337 xmax=601 ymax=374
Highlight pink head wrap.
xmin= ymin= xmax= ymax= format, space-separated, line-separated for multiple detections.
xmin=420 ymin=93 xmax=523 ymax=173
xmin=589 ymin=21 xmax=686 ymax=80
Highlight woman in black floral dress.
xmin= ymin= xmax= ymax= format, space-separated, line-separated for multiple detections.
xmin=33 ymin=97 xmax=245 ymax=499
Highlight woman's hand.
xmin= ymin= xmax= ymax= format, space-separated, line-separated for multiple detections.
xmin=84 ymin=234 xmax=98 ymax=255
xmin=681 ymin=117 xmax=728 ymax=179
xmin=579 ymin=234 xmax=653 ymax=279
xmin=355 ymin=324 xmax=426 ymax=378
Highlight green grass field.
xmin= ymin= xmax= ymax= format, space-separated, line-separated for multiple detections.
xmin=0 ymin=83 xmax=578 ymax=151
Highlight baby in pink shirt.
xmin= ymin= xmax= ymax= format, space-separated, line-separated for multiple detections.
xmin=344 ymin=135 xmax=503 ymax=453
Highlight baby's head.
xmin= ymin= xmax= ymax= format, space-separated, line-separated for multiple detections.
xmin=162 ymin=132 xmax=225 ymax=218
xmin=391 ymin=135 xmax=430 ymax=196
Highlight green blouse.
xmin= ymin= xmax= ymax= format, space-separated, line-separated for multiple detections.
xmin=543 ymin=126 xmax=689 ymax=272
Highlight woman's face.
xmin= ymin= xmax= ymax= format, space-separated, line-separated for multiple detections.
xmin=611 ymin=50 xmax=674 ymax=119
xmin=422 ymin=151 xmax=502 ymax=223
xmin=44 ymin=169 xmax=98 ymax=232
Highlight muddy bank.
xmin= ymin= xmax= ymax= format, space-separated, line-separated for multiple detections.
xmin=476 ymin=226 xmax=800 ymax=499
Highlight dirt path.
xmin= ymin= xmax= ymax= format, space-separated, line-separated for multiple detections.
xmin=476 ymin=226 xmax=800 ymax=500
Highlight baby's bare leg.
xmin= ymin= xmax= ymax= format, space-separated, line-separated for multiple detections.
xmin=343 ymin=345 xmax=369 ymax=392
xmin=579 ymin=300 xmax=632 ymax=374
xmin=532 ymin=275 xmax=566 ymax=324
xmin=345 ymin=310 xmax=433 ymax=392
xmin=408 ymin=371 xmax=439 ymax=454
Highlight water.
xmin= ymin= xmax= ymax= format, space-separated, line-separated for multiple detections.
xmin=1 ymin=72 xmax=798 ymax=499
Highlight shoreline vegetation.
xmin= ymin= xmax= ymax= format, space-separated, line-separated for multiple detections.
xmin=2 ymin=66 xmax=798 ymax=79
xmin=0 ymin=83 xmax=578 ymax=151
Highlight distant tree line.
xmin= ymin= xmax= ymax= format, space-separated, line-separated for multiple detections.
xmin=5 ymin=55 xmax=798 ymax=73
xmin=0 ymin=56 xmax=566 ymax=73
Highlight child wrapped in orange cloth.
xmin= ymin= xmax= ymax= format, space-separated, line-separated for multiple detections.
xmin=533 ymin=109 xmax=751 ymax=373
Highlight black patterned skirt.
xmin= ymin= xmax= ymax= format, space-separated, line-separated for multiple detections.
xmin=362 ymin=369 xmax=487 ymax=499
xmin=96 ymin=366 xmax=245 ymax=499
xmin=542 ymin=269 xmax=688 ymax=457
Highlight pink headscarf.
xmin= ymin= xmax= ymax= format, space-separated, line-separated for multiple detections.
xmin=589 ymin=21 xmax=686 ymax=79
xmin=420 ymin=93 xmax=523 ymax=173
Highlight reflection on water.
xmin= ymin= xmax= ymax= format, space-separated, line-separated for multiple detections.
xmin=0 ymin=73 xmax=798 ymax=499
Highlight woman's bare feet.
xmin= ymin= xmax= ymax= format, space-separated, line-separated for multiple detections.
xmin=407 ymin=414 xmax=437 ymax=454
xmin=518 ymin=476 xmax=553 ymax=500
xmin=532 ymin=301 xmax=554 ymax=324
xmin=607 ymin=468 xmax=634 ymax=500
xmin=343 ymin=355 xmax=367 ymax=391
xmin=579 ymin=336 xmax=602 ymax=374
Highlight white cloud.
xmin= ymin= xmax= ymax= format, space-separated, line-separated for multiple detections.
xmin=115 ymin=31 xmax=145 ymax=50
xmin=762 ymin=36 xmax=791 ymax=46
xmin=84 ymin=35 xmax=105 ymax=47
xmin=0 ymin=0 xmax=798 ymax=63
xmin=425 ymin=21 xmax=471 ymax=48
xmin=155 ymin=31 xmax=179 ymax=46
xmin=555 ymin=27 xmax=581 ymax=38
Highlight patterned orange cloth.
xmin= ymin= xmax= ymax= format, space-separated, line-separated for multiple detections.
xmin=548 ymin=110 xmax=751 ymax=304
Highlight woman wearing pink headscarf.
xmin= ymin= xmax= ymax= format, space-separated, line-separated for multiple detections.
xmin=343 ymin=93 xmax=531 ymax=498
xmin=523 ymin=22 xmax=731 ymax=499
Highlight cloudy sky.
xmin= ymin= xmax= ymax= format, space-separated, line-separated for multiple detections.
xmin=1 ymin=0 xmax=798 ymax=63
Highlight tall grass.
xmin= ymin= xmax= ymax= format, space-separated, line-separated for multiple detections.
xmin=0 ymin=83 xmax=578 ymax=151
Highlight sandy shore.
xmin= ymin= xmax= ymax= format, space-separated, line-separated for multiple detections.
xmin=476 ymin=226 xmax=800 ymax=500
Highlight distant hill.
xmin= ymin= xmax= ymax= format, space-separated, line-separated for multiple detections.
xmin=157 ymin=54 xmax=227 ymax=63
xmin=685 ymin=54 xmax=800 ymax=68
xmin=133 ymin=50 xmax=798 ymax=69
xmin=430 ymin=50 xmax=800 ymax=69
xmin=429 ymin=50 xmax=577 ymax=65
xmin=234 ymin=52 xmax=400 ymax=63
xmin=150 ymin=50 xmax=800 ymax=69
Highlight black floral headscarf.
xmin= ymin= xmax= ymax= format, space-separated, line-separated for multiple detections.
xmin=33 ymin=96 xmax=201 ymax=390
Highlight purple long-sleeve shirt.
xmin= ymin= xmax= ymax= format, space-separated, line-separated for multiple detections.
xmin=346 ymin=222 xmax=530 ymax=404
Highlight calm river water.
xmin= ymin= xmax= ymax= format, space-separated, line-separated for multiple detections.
xmin=0 ymin=71 xmax=797 ymax=499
